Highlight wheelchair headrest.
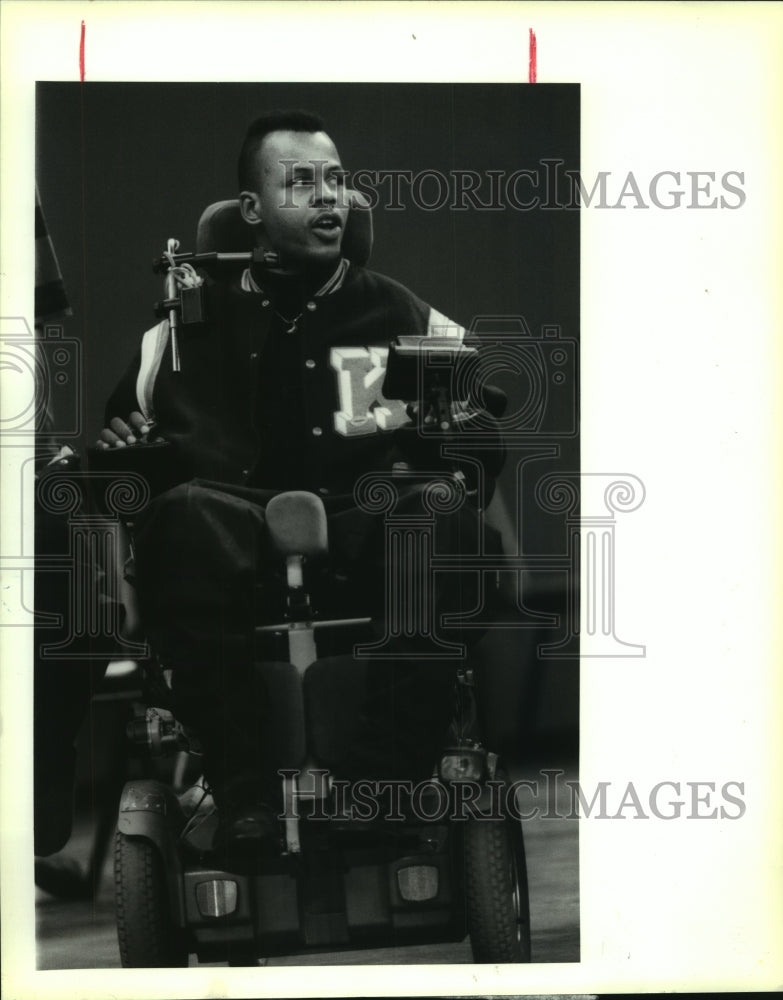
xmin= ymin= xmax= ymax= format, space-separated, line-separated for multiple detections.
xmin=196 ymin=192 xmax=373 ymax=265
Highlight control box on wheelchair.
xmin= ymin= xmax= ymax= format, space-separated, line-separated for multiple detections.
xmin=106 ymin=218 xmax=531 ymax=967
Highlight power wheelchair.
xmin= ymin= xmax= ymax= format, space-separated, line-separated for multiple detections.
xmin=101 ymin=196 xmax=531 ymax=967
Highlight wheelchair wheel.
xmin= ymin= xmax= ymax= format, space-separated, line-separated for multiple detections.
xmin=114 ymin=832 xmax=188 ymax=967
xmin=464 ymin=815 xmax=532 ymax=963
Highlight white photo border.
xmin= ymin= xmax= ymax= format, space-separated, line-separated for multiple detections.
xmin=2 ymin=1 xmax=782 ymax=997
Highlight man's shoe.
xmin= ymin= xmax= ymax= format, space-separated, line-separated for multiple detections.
xmin=34 ymin=856 xmax=91 ymax=899
xmin=215 ymin=800 xmax=283 ymax=867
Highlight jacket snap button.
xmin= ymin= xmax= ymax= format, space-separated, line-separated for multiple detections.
xmin=312 ymin=426 xmax=323 ymax=437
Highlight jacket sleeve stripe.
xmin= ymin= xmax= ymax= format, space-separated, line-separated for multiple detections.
xmin=426 ymin=306 xmax=465 ymax=341
xmin=135 ymin=320 xmax=170 ymax=420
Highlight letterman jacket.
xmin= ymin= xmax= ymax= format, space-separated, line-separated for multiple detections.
xmin=104 ymin=260 xmax=466 ymax=496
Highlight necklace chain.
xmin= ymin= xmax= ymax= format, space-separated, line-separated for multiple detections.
xmin=273 ymin=307 xmax=304 ymax=334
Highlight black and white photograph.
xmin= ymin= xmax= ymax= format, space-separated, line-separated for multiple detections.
xmin=31 ymin=79 xmax=580 ymax=970
xmin=2 ymin=3 xmax=782 ymax=998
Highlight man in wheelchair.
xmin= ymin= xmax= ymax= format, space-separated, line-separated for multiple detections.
xmin=96 ymin=110 xmax=507 ymax=881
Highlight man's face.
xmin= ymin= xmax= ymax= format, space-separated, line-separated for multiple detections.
xmin=245 ymin=130 xmax=350 ymax=265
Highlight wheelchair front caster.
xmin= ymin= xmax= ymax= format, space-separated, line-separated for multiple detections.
xmin=464 ymin=814 xmax=532 ymax=963
xmin=115 ymin=832 xmax=189 ymax=968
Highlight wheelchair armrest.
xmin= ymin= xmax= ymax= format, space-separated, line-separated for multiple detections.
xmin=86 ymin=439 xmax=185 ymax=502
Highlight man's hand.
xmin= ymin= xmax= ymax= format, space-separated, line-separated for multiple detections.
xmin=95 ymin=412 xmax=153 ymax=449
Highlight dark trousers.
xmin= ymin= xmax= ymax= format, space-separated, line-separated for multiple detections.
xmin=34 ymin=504 xmax=109 ymax=854
xmin=133 ymin=479 xmax=495 ymax=798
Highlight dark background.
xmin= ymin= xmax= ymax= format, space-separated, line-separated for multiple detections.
xmin=36 ymin=81 xmax=580 ymax=756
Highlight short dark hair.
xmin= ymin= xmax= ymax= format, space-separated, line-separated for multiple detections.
xmin=237 ymin=109 xmax=327 ymax=191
